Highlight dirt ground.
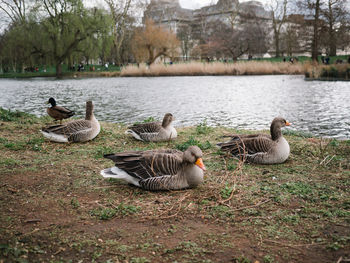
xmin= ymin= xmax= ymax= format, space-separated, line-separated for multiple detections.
xmin=0 ymin=110 xmax=349 ymax=262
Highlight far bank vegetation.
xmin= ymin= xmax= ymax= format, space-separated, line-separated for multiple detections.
xmin=121 ymin=61 xmax=305 ymax=77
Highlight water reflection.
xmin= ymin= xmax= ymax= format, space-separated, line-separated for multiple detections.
xmin=0 ymin=75 xmax=349 ymax=139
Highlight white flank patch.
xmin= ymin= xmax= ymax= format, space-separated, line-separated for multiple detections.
xmin=100 ymin=167 xmax=140 ymax=187
xmin=41 ymin=131 xmax=68 ymax=143
xmin=169 ymin=126 xmax=177 ymax=139
xmin=125 ymin=129 xmax=144 ymax=141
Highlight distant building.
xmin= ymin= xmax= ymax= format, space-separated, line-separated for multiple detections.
xmin=143 ymin=0 xmax=273 ymax=60
xmin=143 ymin=0 xmax=350 ymax=60
xmin=144 ymin=0 xmax=271 ymax=34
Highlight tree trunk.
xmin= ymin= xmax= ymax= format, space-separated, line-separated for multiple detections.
xmin=312 ymin=0 xmax=320 ymax=62
xmin=275 ymin=34 xmax=280 ymax=58
xmin=328 ymin=1 xmax=336 ymax=56
xmin=329 ymin=34 xmax=336 ymax=56
xmin=56 ymin=63 xmax=62 ymax=78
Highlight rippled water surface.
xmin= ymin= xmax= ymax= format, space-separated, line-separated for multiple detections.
xmin=0 ymin=75 xmax=349 ymax=139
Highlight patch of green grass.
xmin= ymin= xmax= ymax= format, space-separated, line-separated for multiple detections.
xmin=232 ymin=256 xmax=251 ymax=263
xmin=220 ymin=183 xmax=234 ymax=199
xmin=0 ymin=243 xmax=27 ymax=260
xmin=0 ymin=107 xmax=37 ymax=123
xmin=164 ymin=241 xmax=207 ymax=257
xmin=280 ymin=182 xmax=314 ymax=200
xmin=210 ymin=205 xmax=235 ymax=219
xmin=263 ymin=254 xmax=274 ymax=263
xmin=70 ymin=198 xmax=80 ymax=209
xmin=195 ymin=120 xmax=213 ymax=135
xmin=4 ymin=141 xmax=26 ymax=151
xmin=282 ymin=214 xmax=300 ymax=224
xmin=0 ymin=158 xmax=20 ymax=167
xmin=176 ymin=136 xmax=211 ymax=151
xmin=26 ymin=137 xmax=45 ymax=151
xmin=94 ymin=146 xmax=114 ymax=159
xmin=90 ymin=207 xmax=117 ymax=220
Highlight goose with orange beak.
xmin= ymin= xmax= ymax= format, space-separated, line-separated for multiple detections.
xmin=101 ymin=146 xmax=206 ymax=191
xmin=217 ymin=117 xmax=291 ymax=164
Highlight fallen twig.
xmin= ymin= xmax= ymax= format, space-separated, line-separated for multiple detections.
xmin=24 ymin=219 xmax=42 ymax=224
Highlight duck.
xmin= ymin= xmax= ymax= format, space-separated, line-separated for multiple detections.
xmin=100 ymin=145 xmax=206 ymax=191
xmin=125 ymin=113 xmax=177 ymax=142
xmin=41 ymin=101 xmax=100 ymax=143
xmin=217 ymin=117 xmax=291 ymax=164
xmin=46 ymin=97 xmax=75 ymax=123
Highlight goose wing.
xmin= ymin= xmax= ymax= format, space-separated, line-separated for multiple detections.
xmin=128 ymin=122 xmax=162 ymax=134
xmin=42 ymin=120 xmax=92 ymax=137
xmin=104 ymin=149 xmax=183 ymax=180
xmin=219 ymin=134 xmax=274 ymax=155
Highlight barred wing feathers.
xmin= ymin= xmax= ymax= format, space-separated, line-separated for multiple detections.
xmin=220 ymin=134 xmax=274 ymax=155
xmin=42 ymin=120 xmax=92 ymax=141
xmin=104 ymin=149 xmax=183 ymax=180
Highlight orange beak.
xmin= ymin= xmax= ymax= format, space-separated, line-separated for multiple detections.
xmin=195 ymin=158 xmax=206 ymax=171
xmin=286 ymin=121 xmax=291 ymax=126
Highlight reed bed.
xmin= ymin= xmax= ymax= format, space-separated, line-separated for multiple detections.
xmin=304 ymin=63 xmax=350 ymax=80
xmin=120 ymin=61 xmax=305 ymax=77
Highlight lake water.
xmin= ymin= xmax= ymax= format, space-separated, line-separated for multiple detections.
xmin=0 ymin=75 xmax=349 ymax=139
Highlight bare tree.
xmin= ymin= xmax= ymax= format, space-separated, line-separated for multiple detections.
xmin=177 ymin=23 xmax=193 ymax=61
xmin=104 ymin=0 xmax=132 ymax=64
xmin=321 ymin=0 xmax=348 ymax=56
xmin=0 ymin=0 xmax=27 ymax=23
xmin=269 ymin=0 xmax=289 ymax=57
xmin=209 ymin=19 xmax=268 ymax=60
xmin=297 ymin=0 xmax=324 ymax=62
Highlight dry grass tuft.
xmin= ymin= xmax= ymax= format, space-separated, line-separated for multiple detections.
xmin=304 ymin=62 xmax=350 ymax=80
xmin=121 ymin=61 xmax=305 ymax=77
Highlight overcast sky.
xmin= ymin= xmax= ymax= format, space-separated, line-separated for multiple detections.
xmin=179 ymin=0 xmax=264 ymax=10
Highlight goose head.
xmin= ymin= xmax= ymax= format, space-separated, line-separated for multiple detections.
xmin=162 ymin=113 xmax=174 ymax=128
xmin=270 ymin=117 xmax=291 ymax=140
xmin=183 ymin=146 xmax=206 ymax=171
xmin=47 ymin=97 xmax=56 ymax=107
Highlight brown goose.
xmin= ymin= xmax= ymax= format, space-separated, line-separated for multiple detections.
xmin=125 ymin=113 xmax=177 ymax=142
xmin=46 ymin=97 xmax=75 ymax=123
xmin=41 ymin=101 xmax=100 ymax=143
xmin=100 ymin=146 xmax=206 ymax=191
xmin=217 ymin=117 xmax=291 ymax=164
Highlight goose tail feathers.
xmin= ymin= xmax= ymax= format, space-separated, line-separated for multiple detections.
xmin=100 ymin=167 xmax=140 ymax=187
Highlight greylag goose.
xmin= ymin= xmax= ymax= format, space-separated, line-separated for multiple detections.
xmin=41 ymin=101 xmax=100 ymax=143
xmin=46 ymin=97 xmax=75 ymax=123
xmin=100 ymin=146 xmax=206 ymax=191
xmin=125 ymin=113 xmax=177 ymax=142
xmin=217 ymin=117 xmax=291 ymax=164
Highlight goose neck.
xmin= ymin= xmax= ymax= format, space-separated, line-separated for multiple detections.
xmin=270 ymin=124 xmax=282 ymax=141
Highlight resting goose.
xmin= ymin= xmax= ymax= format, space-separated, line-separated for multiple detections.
xmin=217 ymin=117 xmax=291 ymax=164
xmin=100 ymin=146 xmax=206 ymax=191
xmin=41 ymin=101 xmax=100 ymax=143
xmin=46 ymin=97 xmax=75 ymax=123
xmin=125 ymin=113 xmax=177 ymax=142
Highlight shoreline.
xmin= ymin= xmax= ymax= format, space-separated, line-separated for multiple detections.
xmin=0 ymin=108 xmax=349 ymax=262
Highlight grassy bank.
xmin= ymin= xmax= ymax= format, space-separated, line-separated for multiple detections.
xmin=0 ymin=108 xmax=349 ymax=262
xmin=121 ymin=61 xmax=305 ymax=77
